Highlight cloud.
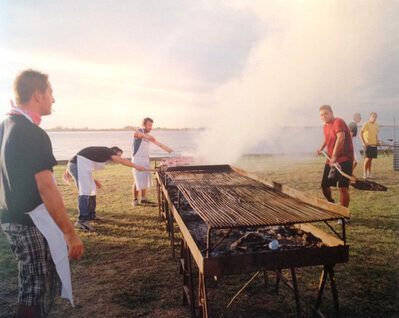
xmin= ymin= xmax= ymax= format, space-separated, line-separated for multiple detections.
xmin=0 ymin=0 xmax=261 ymax=128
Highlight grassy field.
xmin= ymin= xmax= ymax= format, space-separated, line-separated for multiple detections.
xmin=0 ymin=154 xmax=398 ymax=317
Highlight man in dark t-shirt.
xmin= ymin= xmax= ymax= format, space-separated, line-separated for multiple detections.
xmin=65 ymin=146 xmax=147 ymax=231
xmin=0 ymin=69 xmax=84 ymax=317
xmin=316 ymin=105 xmax=354 ymax=208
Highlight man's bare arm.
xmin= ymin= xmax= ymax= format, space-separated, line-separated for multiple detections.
xmin=35 ymin=170 xmax=84 ymax=260
xmin=110 ymin=155 xmax=151 ymax=171
xmin=331 ymin=131 xmax=345 ymax=164
xmin=316 ymin=139 xmax=327 ymax=155
xmin=134 ymin=130 xmax=156 ymax=142
xmin=360 ymin=130 xmax=366 ymax=146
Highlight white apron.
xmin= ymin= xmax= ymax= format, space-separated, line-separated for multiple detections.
xmin=28 ymin=204 xmax=74 ymax=306
xmin=353 ymin=133 xmax=362 ymax=163
xmin=77 ymin=155 xmax=106 ymax=195
xmin=132 ymin=138 xmax=153 ymax=190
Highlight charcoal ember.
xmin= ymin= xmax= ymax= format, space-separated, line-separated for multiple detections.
xmin=216 ymin=229 xmax=230 ymax=236
xmin=231 ymin=232 xmax=266 ymax=251
xmin=227 ymin=225 xmax=326 ymax=252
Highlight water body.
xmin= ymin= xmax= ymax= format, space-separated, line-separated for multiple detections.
xmin=48 ymin=126 xmax=396 ymax=160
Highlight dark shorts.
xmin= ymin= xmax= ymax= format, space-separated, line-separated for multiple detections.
xmin=321 ymin=160 xmax=353 ymax=188
xmin=1 ymin=223 xmax=60 ymax=315
xmin=365 ymin=146 xmax=378 ymax=158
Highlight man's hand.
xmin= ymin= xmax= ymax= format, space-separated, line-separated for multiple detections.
xmin=330 ymin=155 xmax=337 ymax=166
xmin=135 ymin=165 xmax=146 ymax=172
xmin=316 ymin=149 xmax=322 ymax=156
xmin=65 ymin=231 xmax=84 ymax=260
xmin=94 ymin=179 xmax=103 ymax=189
xmin=35 ymin=170 xmax=84 ymax=261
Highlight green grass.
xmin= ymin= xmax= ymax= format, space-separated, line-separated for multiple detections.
xmin=0 ymin=155 xmax=398 ymax=317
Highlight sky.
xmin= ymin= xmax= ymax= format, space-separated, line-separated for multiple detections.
xmin=0 ymin=0 xmax=398 ymax=130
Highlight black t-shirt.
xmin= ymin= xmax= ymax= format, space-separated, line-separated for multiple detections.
xmin=70 ymin=146 xmax=116 ymax=163
xmin=348 ymin=122 xmax=358 ymax=137
xmin=0 ymin=115 xmax=57 ymax=225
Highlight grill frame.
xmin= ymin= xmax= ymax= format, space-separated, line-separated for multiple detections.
xmin=156 ymin=164 xmax=349 ymax=317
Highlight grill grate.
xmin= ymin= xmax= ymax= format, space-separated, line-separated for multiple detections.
xmin=165 ymin=165 xmax=343 ymax=229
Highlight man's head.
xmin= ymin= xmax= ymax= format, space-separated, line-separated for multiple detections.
xmin=319 ymin=105 xmax=334 ymax=124
xmin=14 ymin=69 xmax=55 ymax=116
xmin=353 ymin=113 xmax=361 ymax=123
xmin=142 ymin=117 xmax=154 ymax=133
xmin=111 ymin=146 xmax=123 ymax=157
xmin=369 ymin=112 xmax=377 ymax=123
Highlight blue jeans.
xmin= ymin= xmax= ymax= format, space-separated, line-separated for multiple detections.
xmin=68 ymin=162 xmax=97 ymax=223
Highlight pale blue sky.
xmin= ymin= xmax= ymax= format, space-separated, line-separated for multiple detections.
xmin=1 ymin=1 xmax=398 ymax=129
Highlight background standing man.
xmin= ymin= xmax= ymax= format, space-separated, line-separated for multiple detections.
xmin=0 ymin=69 xmax=84 ymax=317
xmin=360 ymin=112 xmax=381 ymax=179
xmin=316 ymin=105 xmax=354 ymax=208
xmin=348 ymin=113 xmax=362 ymax=171
xmin=66 ymin=146 xmax=147 ymax=231
xmin=132 ymin=118 xmax=156 ymax=206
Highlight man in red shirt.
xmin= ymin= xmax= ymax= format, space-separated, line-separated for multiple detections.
xmin=316 ymin=105 xmax=354 ymax=207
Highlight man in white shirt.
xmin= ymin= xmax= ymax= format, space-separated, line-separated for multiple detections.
xmin=132 ymin=118 xmax=156 ymax=206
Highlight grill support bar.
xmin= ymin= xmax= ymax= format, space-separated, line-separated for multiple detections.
xmin=323 ymin=221 xmax=345 ymax=242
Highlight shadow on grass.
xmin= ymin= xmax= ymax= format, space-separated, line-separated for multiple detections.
xmin=353 ymin=216 xmax=399 ymax=232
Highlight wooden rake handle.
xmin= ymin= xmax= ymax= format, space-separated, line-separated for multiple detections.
xmin=152 ymin=140 xmax=173 ymax=153
xmin=319 ymin=151 xmax=356 ymax=182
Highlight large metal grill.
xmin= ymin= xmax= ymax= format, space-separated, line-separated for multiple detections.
xmin=165 ymin=165 xmax=343 ymax=229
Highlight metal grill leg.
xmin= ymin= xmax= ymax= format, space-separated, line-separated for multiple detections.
xmin=157 ymin=180 xmax=161 ymax=220
xmin=327 ymin=266 xmax=339 ymax=317
xmin=290 ymin=268 xmax=302 ymax=318
xmin=275 ymin=269 xmax=282 ymax=294
xmin=181 ymin=240 xmax=195 ymax=317
xmin=199 ymin=273 xmax=209 ymax=318
xmin=315 ymin=266 xmax=328 ymax=311
xmin=170 ymin=210 xmax=175 ymax=259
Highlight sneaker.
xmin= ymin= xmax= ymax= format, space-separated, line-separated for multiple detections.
xmin=140 ymin=197 xmax=153 ymax=204
xmin=132 ymin=199 xmax=139 ymax=206
xmin=368 ymin=173 xmax=375 ymax=178
xmin=75 ymin=221 xmax=96 ymax=232
xmin=363 ymin=173 xmax=368 ymax=179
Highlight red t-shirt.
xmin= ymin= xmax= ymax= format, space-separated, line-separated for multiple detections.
xmin=323 ymin=118 xmax=354 ymax=163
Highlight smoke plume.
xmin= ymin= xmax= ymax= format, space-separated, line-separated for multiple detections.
xmin=196 ymin=0 xmax=395 ymax=163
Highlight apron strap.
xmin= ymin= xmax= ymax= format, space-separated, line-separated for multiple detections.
xmin=133 ymin=128 xmax=144 ymax=156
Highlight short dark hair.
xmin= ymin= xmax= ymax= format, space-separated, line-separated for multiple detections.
xmin=319 ymin=105 xmax=332 ymax=112
xmin=111 ymin=146 xmax=123 ymax=154
xmin=14 ymin=69 xmax=49 ymax=104
xmin=142 ymin=117 xmax=153 ymax=125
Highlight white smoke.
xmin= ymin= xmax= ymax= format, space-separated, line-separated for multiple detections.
xmin=196 ymin=0 xmax=393 ymax=164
